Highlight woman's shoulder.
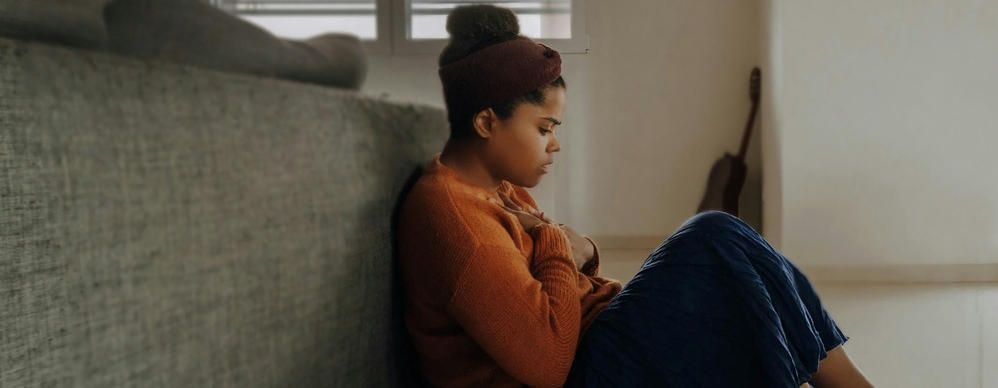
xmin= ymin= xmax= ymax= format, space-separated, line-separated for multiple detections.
xmin=399 ymin=172 xmax=512 ymax=243
xmin=404 ymin=171 xmax=489 ymax=213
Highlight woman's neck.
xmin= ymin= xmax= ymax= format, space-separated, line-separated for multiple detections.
xmin=439 ymin=140 xmax=502 ymax=193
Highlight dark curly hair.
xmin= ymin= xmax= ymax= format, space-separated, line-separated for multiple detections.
xmin=439 ymin=4 xmax=567 ymax=140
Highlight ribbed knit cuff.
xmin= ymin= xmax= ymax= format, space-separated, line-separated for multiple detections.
xmin=528 ymin=223 xmax=578 ymax=288
xmin=530 ymin=223 xmax=572 ymax=260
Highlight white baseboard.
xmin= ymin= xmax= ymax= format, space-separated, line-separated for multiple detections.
xmin=797 ymin=263 xmax=998 ymax=284
xmin=593 ymin=235 xmax=998 ymax=284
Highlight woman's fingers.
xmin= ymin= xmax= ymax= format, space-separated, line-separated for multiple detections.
xmin=500 ymin=204 xmax=528 ymax=217
xmin=497 ymin=192 xmax=557 ymax=227
xmin=499 ymin=192 xmax=548 ymax=220
xmin=501 ymin=204 xmax=549 ymax=231
xmin=498 ymin=191 xmax=521 ymax=211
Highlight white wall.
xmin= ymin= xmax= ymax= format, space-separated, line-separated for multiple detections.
xmin=566 ymin=0 xmax=763 ymax=238
xmin=364 ymin=0 xmax=998 ymax=269
xmin=763 ymin=0 xmax=998 ymax=268
xmin=362 ymin=2 xmax=998 ymax=386
xmin=363 ymin=0 xmax=765 ymax=240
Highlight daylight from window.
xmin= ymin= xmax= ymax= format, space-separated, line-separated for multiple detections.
xmin=211 ymin=1 xmax=571 ymax=41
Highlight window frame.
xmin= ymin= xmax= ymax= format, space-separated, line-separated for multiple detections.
xmin=366 ymin=0 xmax=394 ymax=55
xmin=384 ymin=0 xmax=590 ymax=56
xmin=217 ymin=0 xmax=589 ymax=56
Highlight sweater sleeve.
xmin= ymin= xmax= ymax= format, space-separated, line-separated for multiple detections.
xmin=446 ymin=223 xmax=581 ymax=388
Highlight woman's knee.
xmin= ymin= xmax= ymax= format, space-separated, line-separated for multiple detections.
xmin=667 ymin=211 xmax=770 ymax=254
xmin=649 ymin=211 xmax=743 ymax=258
xmin=649 ymin=211 xmax=766 ymax=263
xmin=683 ymin=210 xmax=745 ymax=233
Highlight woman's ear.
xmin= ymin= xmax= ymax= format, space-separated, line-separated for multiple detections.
xmin=472 ymin=108 xmax=497 ymax=139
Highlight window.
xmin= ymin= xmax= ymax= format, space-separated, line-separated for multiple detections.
xmin=210 ymin=0 xmax=379 ymax=40
xmin=408 ymin=1 xmax=572 ymax=40
xmin=211 ymin=0 xmax=588 ymax=55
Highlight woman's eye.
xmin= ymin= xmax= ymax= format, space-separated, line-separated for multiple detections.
xmin=539 ymin=128 xmax=552 ymax=135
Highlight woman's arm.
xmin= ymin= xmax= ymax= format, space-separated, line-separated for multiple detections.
xmin=446 ymin=223 xmax=581 ymax=388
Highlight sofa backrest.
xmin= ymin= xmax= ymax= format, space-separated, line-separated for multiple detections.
xmin=0 ymin=37 xmax=448 ymax=387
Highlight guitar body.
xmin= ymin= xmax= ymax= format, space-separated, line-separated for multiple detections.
xmin=696 ymin=68 xmax=761 ymax=216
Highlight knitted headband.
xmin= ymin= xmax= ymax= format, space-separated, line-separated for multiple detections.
xmin=438 ymin=36 xmax=562 ymax=114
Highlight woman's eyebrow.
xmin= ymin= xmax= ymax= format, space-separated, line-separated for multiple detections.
xmin=542 ymin=117 xmax=562 ymax=126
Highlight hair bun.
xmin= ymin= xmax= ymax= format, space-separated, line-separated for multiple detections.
xmin=445 ymin=4 xmax=520 ymax=43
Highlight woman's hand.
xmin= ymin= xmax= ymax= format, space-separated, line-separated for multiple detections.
xmin=501 ymin=204 xmax=549 ymax=234
xmin=498 ymin=191 xmax=551 ymax=223
xmin=558 ymin=223 xmax=595 ymax=271
xmin=498 ymin=191 xmax=593 ymax=270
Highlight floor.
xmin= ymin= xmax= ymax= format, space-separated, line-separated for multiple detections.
xmin=598 ymin=249 xmax=998 ymax=388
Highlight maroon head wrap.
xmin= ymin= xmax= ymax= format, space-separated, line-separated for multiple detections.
xmin=438 ymin=36 xmax=562 ymax=116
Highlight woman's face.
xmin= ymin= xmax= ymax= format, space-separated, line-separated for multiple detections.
xmin=481 ymin=86 xmax=566 ymax=188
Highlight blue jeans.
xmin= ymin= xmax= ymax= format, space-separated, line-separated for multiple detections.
xmin=566 ymin=211 xmax=849 ymax=387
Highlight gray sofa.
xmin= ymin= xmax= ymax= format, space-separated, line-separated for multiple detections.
xmin=0 ymin=37 xmax=446 ymax=387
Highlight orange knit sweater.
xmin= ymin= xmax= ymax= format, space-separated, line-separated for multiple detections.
xmin=397 ymin=153 xmax=623 ymax=388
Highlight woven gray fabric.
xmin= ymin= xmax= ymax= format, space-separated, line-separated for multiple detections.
xmin=0 ymin=0 xmax=110 ymax=49
xmin=0 ymin=37 xmax=447 ymax=387
xmin=104 ymin=0 xmax=369 ymax=90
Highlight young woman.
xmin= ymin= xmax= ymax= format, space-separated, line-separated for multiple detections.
xmin=396 ymin=5 xmax=873 ymax=388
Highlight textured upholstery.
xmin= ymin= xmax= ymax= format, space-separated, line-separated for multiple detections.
xmin=104 ymin=0 xmax=369 ymax=90
xmin=0 ymin=0 xmax=110 ymax=49
xmin=0 ymin=37 xmax=447 ymax=387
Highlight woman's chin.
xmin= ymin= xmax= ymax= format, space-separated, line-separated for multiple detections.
xmin=509 ymin=175 xmax=542 ymax=188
